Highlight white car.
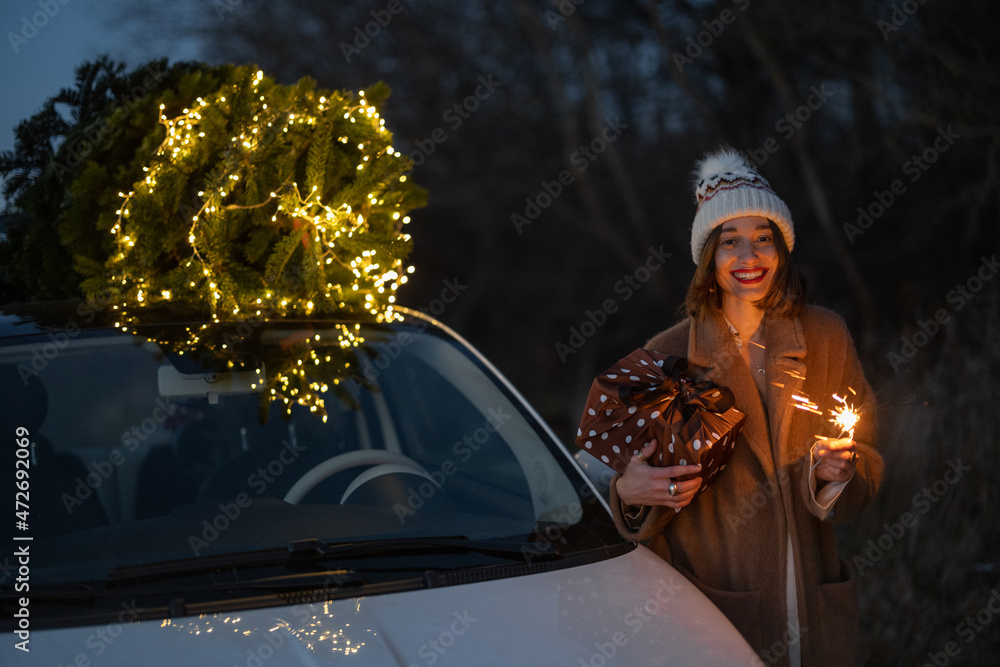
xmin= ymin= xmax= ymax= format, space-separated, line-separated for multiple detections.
xmin=0 ymin=303 xmax=758 ymax=665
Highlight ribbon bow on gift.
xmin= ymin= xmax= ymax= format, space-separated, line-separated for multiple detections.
xmin=575 ymin=348 xmax=746 ymax=493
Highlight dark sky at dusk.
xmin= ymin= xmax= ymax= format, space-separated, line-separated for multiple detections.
xmin=0 ymin=1 xmax=198 ymax=207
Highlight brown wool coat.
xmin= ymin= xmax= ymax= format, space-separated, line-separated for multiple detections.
xmin=609 ymin=305 xmax=883 ymax=666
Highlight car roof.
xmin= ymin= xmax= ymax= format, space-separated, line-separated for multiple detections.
xmin=0 ymin=301 xmax=441 ymax=340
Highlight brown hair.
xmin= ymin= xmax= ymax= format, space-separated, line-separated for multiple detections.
xmin=682 ymin=220 xmax=807 ymax=321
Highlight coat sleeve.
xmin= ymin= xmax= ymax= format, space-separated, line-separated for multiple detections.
xmin=798 ymin=312 xmax=884 ymax=522
xmin=607 ymin=472 xmax=681 ymax=540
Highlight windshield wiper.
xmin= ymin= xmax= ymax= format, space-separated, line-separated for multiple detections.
xmin=286 ymin=535 xmax=563 ymax=561
xmin=107 ymin=535 xmax=561 ymax=586
xmin=106 ymin=543 xmax=349 ymax=586
xmin=226 ymin=569 xmax=365 ymax=592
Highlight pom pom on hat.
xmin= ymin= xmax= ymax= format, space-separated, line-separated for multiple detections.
xmin=689 ymin=146 xmax=794 ymax=264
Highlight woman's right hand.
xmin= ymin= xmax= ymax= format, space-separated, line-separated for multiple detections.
xmin=616 ymin=439 xmax=703 ymax=511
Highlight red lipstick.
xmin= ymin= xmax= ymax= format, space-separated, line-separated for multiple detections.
xmin=730 ymin=268 xmax=768 ymax=284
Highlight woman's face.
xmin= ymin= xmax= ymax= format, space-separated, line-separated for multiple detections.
xmin=713 ymin=216 xmax=779 ymax=308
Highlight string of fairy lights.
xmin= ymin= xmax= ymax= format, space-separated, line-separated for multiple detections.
xmin=102 ymin=68 xmax=419 ymax=421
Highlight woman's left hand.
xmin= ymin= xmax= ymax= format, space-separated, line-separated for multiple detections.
xmin=813 ymin=436 xmax=858 ymax=483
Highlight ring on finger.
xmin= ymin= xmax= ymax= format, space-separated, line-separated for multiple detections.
xmin=668 ymin=481 xmax=678 ymax=497
xmin=851 ymin=451 xmax=859 ymax=463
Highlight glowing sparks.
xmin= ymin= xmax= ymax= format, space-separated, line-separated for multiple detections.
xmin=791 ymin=393 xmax=823 ymax=416
xmin=792 ymin=389 xmax=862 ymax=438
xmin=829 ymin=392 xmax=861 ymax=438
xmin=792 ymin=387 xmax=861 ymax=440
xmin=801 ymin=389 xmax=864 ymax=472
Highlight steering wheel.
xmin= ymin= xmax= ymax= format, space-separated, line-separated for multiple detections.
xmin=283 ymin=450 xmax=436 ymax=504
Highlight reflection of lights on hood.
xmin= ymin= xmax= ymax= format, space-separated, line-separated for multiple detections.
xmin=280 ymin=603 xmax=368 ymax=654
xmin=158 ymin=608 xmax=373 ymax=657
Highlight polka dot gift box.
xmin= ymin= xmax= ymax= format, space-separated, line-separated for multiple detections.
xmin=575 ymin=348 xmax=746 ymax=494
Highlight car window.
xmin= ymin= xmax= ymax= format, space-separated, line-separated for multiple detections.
xmin=0 ymin=319 xmax=617 ymax=589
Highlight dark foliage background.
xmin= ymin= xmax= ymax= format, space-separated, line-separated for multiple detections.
xmin=2 ymin=1 xmax=998 ymax=662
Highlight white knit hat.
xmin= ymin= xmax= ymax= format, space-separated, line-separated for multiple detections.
xmin=689 ymin=146 xmax=794 ymax=264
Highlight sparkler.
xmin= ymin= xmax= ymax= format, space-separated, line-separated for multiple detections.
xmin=828 ymin=391 xmax=860 ymax=439
xmin=792 ymin=388 xmax=862 ymax=437
xmin=792 ymin=388 xmax=863 ymax=470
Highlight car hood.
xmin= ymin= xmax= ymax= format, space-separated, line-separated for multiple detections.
xmin=8 ymin=546 xmax=757 ymax=666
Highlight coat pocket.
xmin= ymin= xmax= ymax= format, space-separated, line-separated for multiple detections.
xmin=813 ymin=559 xmax=859 ymax=665
xmin=683 ymin=573 xmax=763 ymax=652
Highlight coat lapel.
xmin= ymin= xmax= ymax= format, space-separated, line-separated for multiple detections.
xmin=687 ymin=313 xmax=775 ymax=477
xmin=763 ymin=314 xmax=808 ymax=467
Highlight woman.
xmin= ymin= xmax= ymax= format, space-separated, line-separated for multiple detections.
xmin=610 ymin=147 xmax=883 ymax=666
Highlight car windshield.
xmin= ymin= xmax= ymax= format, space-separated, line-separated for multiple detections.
xmin=0 ymin=312 xmax=619 ymax=593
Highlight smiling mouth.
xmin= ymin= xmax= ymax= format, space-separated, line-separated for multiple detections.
xmin=731 ymin=268 xmax=768 ymax=284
